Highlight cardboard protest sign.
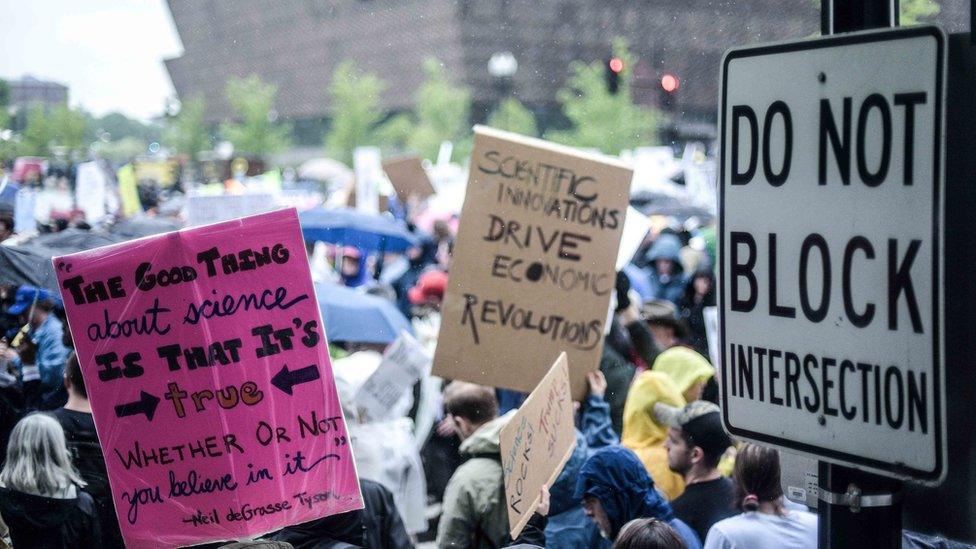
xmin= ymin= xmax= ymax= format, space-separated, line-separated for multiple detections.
xmin=616 ymin=206 xmax=650 ymax=270
xmin=383 ymin=155 xmax=436 ymax=202
xmin=76 ymin=161 xmax=109 ymax=223
xmin=353 ymin=147 xmax=382 ymax=214
xmin=703 ymin=306 xmax=720 ymax=371
xmin=499 ymin=352 xmax=576 ymax=539
xmin=355 ymin=331 xmax=431 ymax=422
xmin=433 ymin=126 xmax=633 ymax=398
xmin=54 ymin=208 xmax=362 ymax=548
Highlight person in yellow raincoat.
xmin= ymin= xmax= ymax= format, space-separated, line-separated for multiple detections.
xmin=653 ymin=347 xmax=736 ymax=477
xmin=622 ymin=347 xmax=716 ymax=501
xmin=653 ymin=347 xmax=716 ymax=403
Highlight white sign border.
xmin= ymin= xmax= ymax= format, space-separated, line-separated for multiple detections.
xmin=718 ymin=25 xmax=947 ymax=483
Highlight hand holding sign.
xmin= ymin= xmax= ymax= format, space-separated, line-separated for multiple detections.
xmin=499 ymin=352 xmax=577 ymax=539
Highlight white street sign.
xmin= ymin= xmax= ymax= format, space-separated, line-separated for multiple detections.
xmin=719 ymin=27 xmax=946 ymax=481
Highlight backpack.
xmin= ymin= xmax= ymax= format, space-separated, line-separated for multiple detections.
xmin=66 ymin=439 xmax=110 ymax=499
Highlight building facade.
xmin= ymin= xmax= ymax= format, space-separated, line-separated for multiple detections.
xmin=7 ymin=76 xmax=68 ymax=112
xmin=164 ymin=0 xmax=967 ymax=142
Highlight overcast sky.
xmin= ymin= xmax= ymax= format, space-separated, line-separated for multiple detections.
xmin=0 ymin=0 xmax=182 ymax=121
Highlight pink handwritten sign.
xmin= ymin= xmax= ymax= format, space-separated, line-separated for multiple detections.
xmin=54 ymin=209 xmax=362 ymax=548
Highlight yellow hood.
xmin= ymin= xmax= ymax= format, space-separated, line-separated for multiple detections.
xmin=652 ymin=346 xmax=715 ymax=395
xmin=621 ymin=371 xmax=686 ymax=448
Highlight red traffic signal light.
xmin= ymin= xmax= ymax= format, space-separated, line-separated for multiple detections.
xmin=661 ymin=73 xmax=680 ymax=93
xmin=606 ymin=57 xmax=623 ymax=94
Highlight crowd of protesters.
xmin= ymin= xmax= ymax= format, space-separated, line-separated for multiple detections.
xmin=1 ymin=176 xmax=966 ymax=549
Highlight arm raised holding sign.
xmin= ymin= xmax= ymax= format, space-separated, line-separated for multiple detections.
xmin=503 ymin=485 xmax=550 ymax=548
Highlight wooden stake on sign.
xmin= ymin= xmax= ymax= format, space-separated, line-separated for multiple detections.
xmin=499 ymin=352 xmax=578 ymax=539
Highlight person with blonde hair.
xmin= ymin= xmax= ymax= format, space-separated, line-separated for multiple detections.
xmin=0 ymin=413 xmax=101 ymax=548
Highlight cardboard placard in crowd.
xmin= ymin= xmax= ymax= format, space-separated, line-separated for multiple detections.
xmin=355 ymin=331 xmax=431 ymax=422
xmin=383 ymin=155 xmax=436 ymax=202
xmin=616 ymin=206 xmax=650 ymax=270
xmin=75 ymin=161 xmax=109 ymax=223
xmin=53 ymin=208 xmax=362 ymax=548
xmin=433 ymin=126 xmax=633 ymax=398
xmin=499 ymin=352 xmax=576 ymax=539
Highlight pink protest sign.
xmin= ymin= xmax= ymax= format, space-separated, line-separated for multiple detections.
xmin=53 ymin=208 xmax=362 ymax=548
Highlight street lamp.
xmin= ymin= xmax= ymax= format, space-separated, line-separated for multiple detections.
xmin=488 ymin=51 xmax=518 ymax=126
xmin=488 ymin=51 xmax=518 ymax=80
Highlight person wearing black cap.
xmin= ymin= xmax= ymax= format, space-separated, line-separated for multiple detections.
xmin=656 ymin=401 xmax=737 ymax=543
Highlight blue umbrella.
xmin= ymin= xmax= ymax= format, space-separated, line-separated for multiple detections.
xmin=299 ymin=207 xmax=419 ymax=252
xmin=314 ymin=283 xmax=413 ymax=344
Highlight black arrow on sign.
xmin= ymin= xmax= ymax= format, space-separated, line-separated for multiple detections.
xmin=271 ymin=364 xmax=320 ymax=395
xmin=114 ymin=391 xmax=161 ymax=421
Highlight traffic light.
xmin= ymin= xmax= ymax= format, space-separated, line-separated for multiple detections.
xmin=660 ymin=73 xmax=679 ymax=110
xmin=606 ymin=57 xmax=624 ymax=94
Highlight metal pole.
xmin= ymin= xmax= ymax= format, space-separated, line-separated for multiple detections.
xmin=817 ymin=2 xmax=904 ymax=548
xmin=817 ymin=462 xmax=903 ymax=548
xmin=821 ymin=0 xmax=898 ymax=35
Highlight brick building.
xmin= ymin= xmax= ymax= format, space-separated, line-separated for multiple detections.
xmin=164 ymin=0 xmax=967 ymax=143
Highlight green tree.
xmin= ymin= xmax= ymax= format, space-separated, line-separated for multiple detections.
xmin=487 ymin=98 xmax=538 ymax=137
xmin=93 ymin=136 xmax=147 ymax=163
xmin=165 ymin=96 xmax=210 ymax=160
xmin=19 ymin=103 xmax=52 ymax=156
xmin=406 ymin=58 xmax=472 ymax=161
xmin=373 ymin=112 xmax=414 ymax=153
xmin=811 ymin=0 xmax=939 ymax=26
xmin=900 ymin=0 xmax=939 ymax=25
xmin=49 ymin=104 xmax=88 ymax=154
xmin=0 ymin=102 xmax=18 ymax=161
xmin=547 ymin=39 xmax=659 ymax=154
xmin=324 ymin=61 xmax=389 ymax=165
xmin=220 ymin=75 xmax=291 ymax=158
xmin=91 ymin=112 xmax=160 ymax=143
xmin=0 ymin=79 xmax=10 ymax=109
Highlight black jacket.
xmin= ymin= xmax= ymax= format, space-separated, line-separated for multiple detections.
xmin=272 ymin=479 xmax=412 ymax=549
xmin=49 ymin=408 xmax=125 ymax=548
xmin=599 ymin=345 xmax=637 ymax=437
xmin=0 ymin=485 xmax=102 ymax=549
xmin=505 ymin=513 xmax=547 ymax=548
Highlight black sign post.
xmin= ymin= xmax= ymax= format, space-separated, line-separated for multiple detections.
xmin=901 ymin=31 xmax=976 ymax=544
xmin=816 ymin=2 xmax=905 ymax=548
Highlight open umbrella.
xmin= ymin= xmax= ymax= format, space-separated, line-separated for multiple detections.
xmin=27 ymin=228 xmax=122 ymax=253
xmin=298 ymin=158 xmax=353 ymax=183
xmin=111 ymin=216 xmax=183 ymax=239
xmin=0 ymin=246 xmax=58 ymax=291
xmin=300 ymin=207 xmax=419 ymax=253
xmin=314 ymin=283 xmax=413 ymax=344
xmin=629 ymin=192 xmax=715 ymax=221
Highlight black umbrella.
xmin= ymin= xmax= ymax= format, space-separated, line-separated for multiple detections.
xmin=7 ymin=229 xmax=125 ymax=292
xmin=28 ymin=228 xmax=122 ymax=253
xmin=629 ymin=192 xmax=715 ymax=221
xmin=0 ymin=245 xmax=58 ymax=291
xmin=110 ymin=216 xmax=183 ymax=239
